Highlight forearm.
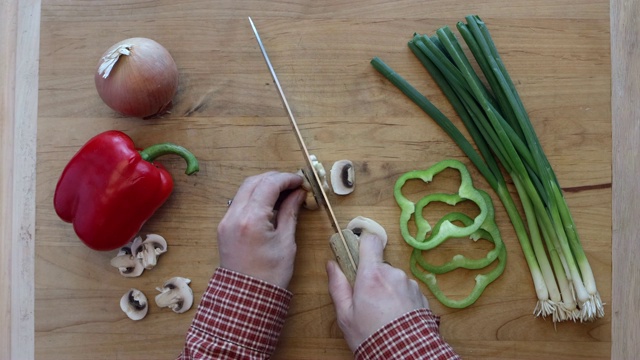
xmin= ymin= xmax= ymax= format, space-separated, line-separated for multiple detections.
xmin=180 ymin=268 xmax=292 ymax=359
xmin=355 ymin=308 xmax=460 ymax=360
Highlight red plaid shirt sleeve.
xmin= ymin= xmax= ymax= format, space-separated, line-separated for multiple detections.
xmin=180 ymin=268 xmax=458 ymax=359
xmin=355 ymin=308 xmax=461 ymax=360
xmin=179 ymin=267 xmax=292 ymax=359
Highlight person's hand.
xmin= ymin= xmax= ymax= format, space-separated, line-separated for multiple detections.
xmin=217 ymin=171 xmax=306 ymax=289
xmin=326 ymin=233 xmax=430 ymax=352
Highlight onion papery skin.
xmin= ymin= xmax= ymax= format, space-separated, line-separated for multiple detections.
xmin=95 ymin=38 xmax=179 ymax=119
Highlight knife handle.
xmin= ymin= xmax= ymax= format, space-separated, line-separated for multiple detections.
xmin=329 ymin=229 xmax=360 ymax=286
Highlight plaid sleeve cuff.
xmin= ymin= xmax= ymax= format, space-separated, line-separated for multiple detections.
xmin=187 ymin=267 xmax=293 ymax=356
xmin=355 ymin=308 xmax=461 ymax=360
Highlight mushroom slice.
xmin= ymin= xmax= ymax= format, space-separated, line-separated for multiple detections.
xmin=132 ymin=234 xmax=168 ymax=270
xmin=155 ymin=277 xmax=194 ymax=314
xmin=330 ymin=160 xmax=355 ymax=195
xmin=110 ymin=242 xmax=144 ymax=278
xmin=120 ymin=288 xmax=148 ymax=321
xmin=347 ymin=216 xmax=388 ymax=248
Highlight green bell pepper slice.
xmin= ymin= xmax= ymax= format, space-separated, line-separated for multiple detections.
xmin=410 ymin=214 xmax=507 ymax=308
xmin=412 ymin=195 xmax=503 ymax=274
xmin=395 ymin=159 xmax=489 ymax=250
xmin=395 ymin=159 xmax=507 ymax=309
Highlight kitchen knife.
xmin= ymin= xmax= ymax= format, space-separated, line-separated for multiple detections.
xmin=249 ymin=17 xmax=359 ymax=284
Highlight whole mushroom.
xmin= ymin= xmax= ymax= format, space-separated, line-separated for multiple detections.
xmin=347 ymin=216 xmax=388 ymax=248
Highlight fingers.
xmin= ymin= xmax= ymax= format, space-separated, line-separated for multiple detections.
xmin=326 ymin=260 xmax=354 ymax=318
xmin=274 ymin=188 xmax=306 ymax=234
xmin=229 ymin=171 xmax=304 ymax=210
xmin=251 ymin=172 xmax=304 ymax=208
xmin=358 ymin=233 xmax=385 ymax=266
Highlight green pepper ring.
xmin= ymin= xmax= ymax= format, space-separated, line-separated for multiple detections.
xmin=410 ymin=214 xmax=507 ymax=309
xmin=395 ymin=159 xmax=488 ymax=250
xmin=412 ymin=200 xmax=503 ymax=274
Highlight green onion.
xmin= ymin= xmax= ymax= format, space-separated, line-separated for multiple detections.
xmin=371 ymin=15 xmax=603 ymax=322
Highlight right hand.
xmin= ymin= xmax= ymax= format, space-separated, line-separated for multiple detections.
xmin=326 ymin=233 xmax=430 ymax=352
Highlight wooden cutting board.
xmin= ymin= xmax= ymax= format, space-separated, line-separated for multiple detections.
xmin=33 ymin=1 xmax=613 ymax=358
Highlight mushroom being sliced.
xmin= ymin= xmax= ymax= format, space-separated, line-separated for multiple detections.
xmin=330 ymin=160 xmax=355 ymax=195
xmin=120 ymin=288 xmax=148 ymax=321
xmin=110 ymin=242 xmax=144 ymax=278
xmin=296 ymin=155 xmax=330 ymax=210
xmin=347 ymin=216 xmax=388 ymax=248
xmin=155 ymin=277 xmax=194 ymax=314
xmin=309 ymin=154 xmax=329 ymax=191
xmin=132 ymin=234 xmax=168 ymax=270
xmin=297 ymin=169 xmax=319 ymax=210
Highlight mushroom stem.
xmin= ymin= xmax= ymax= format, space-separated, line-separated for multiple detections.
xmin=139 ymin=242 xmax=158 ymax=269
xmin=155 ymin=288 xmax=182 ymax=309
xmin=154 ymin=277 xmax=194 ymax=314
xmin=110 ymin=254 xmax=138 ymax=268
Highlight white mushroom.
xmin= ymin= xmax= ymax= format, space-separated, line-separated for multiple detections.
xmin=110 ymin=242 xmax=144 ymax=278
xmin=120 ymin=288 xmax=148 ymax=321
xmin=330 ymin=160 xmax=355 ymax=195
xmin=155 ymin=277 xmax=194 ymax=314
xmin=347 ymin=216 xmax=388 ymax=248
xmin=297 ymin=169 xmax=320 ymax=210
xmin=132 ymin=234 xmax=168 ymax=270
xmin=296 ymin=155 xmax=330 ymax=210
xmin=309 ymin=154 xmax=329 ymax=191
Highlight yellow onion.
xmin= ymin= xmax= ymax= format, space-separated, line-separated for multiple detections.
xmin=95 ymin=38 xmax=178 ymax=118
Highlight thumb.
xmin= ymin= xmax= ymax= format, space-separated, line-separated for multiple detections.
xmin=358 ymin=233 xmax=385 ymax=266
xmin=326 ymin=260 xmax=353 ymax=318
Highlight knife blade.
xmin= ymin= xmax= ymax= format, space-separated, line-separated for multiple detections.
xmin=249 ymin=17 xmax=358 ymax=281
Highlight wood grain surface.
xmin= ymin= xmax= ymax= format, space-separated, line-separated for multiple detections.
xmin=611 ymin=0 xmax=640 ymax=358
xmin=1 ymin=0 xmax=40 ymax=359
xmin=2 ymin=0 xmax=637 ymax=358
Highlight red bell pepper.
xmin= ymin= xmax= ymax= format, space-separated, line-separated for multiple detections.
xmin=54 ymin=130 xmax=199 ymax=251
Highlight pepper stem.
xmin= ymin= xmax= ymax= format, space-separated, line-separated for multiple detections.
xmin=139 ymin=143 xmax=199 ymax=175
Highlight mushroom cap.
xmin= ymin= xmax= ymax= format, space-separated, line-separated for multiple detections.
xmin=120 ymin=288 xmax=148 ymax=321
xmin=330 ymin=160 xmax=355 ymax=195
xmin=155 ymin=277 xmax=194 ymax=314
xmin=347 ymin=216 xmax=388 ymax=248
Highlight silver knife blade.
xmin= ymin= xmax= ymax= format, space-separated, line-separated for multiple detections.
xmin=248 ymin=17 xmax=357 ymax=272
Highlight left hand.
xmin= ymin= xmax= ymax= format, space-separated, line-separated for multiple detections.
xmin=217 ymin=171 xmax=306 ymax=288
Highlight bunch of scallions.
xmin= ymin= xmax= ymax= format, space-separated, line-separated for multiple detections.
xmin=371 ymin=15 xmax=604 ymax=322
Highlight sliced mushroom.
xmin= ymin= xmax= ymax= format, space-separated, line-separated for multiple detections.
xmin=347 ymin=216 xmax=388 ymax=248
xmin=132 ymin=234 xmax=168 ymax=270
xmin=110 ymin=242 xmax=144 ymax=278
xmin=155 ymin=277 xmax=194 ymax=314
xmin=120 ymin=288 xmax=148 ymax=321
xmin=330 ymin=160 xmax=355 ymax=195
